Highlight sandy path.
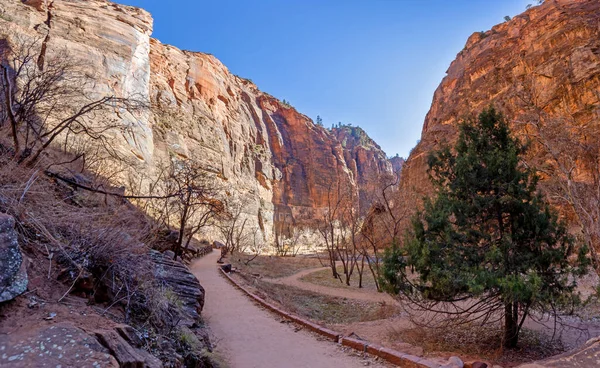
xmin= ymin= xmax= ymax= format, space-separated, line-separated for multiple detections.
xmin=263 ymin=267 xmax=398 ymax=304
xmin=190 ymin=251 xmax=386 ymax=368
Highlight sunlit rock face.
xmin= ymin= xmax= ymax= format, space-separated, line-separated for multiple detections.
xmin=0 ymin=0 xmax=154 ymax=160
xmin=149 ymin=41 xmax=393 ymax=234
xmin=398 ymin=0 xmax=600 ymax=224
xmin=0 ymin=0 xmax=392 ymax=240
xmin=389 ymin=156 xmax=404 ymax=174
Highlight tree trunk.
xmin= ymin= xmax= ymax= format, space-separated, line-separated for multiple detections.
xmin=365 ymin=254 xmax=381 ymax=291
xmin=329 ymin=248 xmax=338 ymax=279
xmin=504 ymin=301 xmax=519 ymax=348
xmin=174 ymin=192 xmax=191 ymax=260
xmin=2 ymin=66 xmax=20 ymax=156
xmin=358 ymin=255 xmax=365 ymax=289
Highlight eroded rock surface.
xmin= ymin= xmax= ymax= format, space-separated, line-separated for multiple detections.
xmin=150 ymin=250 xmax=205 ymax=323
xmin=0 ymin=0 xmax=393 ymax=241
xmin=95 ymin=329 xmax=162 ymax=368
xmin=0 ymin=323 xmax=118 ymax=367
xmin=398 ymin=0 xmax=600 ymax=223
xmin=0 ymin=214 xmax=28 ymax=302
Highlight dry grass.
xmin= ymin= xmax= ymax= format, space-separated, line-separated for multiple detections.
xmin=300 ymin=266 xmax=379 ymax=291
xmin=0 ymin=151 xmax=156 ymax=312
xmin=0 ymin=142 xmax=208 ymax=345
xmin=399 ymin=324 xmax=565 ymax=367
xmin=230 ymin=254 xmax=323 ymax=278
xmin=240 ymin=276 xmax=400 ymax=324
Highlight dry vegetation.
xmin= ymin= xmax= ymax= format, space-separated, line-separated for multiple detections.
xmin=230 ymin=254 xmax=587 ymax=367
xmin=238 ymin=275 xmax=400 ymax=325
xmin=399 ymin=325 xmax=565 ymax=367
xmin=231 ymin=254 xmax=323 ymax=279
xmin=0 ymin=146 xmax=218 ymax=366
xmin=300 ymin=266 xmax=379 ymax=291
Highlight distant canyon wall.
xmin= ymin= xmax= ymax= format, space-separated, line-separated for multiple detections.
xmin=0 ymin=0 xmax=393 ymax=241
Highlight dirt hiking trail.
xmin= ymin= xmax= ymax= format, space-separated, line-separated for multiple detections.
xmin=190 ymin=251 xmax=386 ymax=368
xmin=263 ymin=267 xmax=397 ymax=304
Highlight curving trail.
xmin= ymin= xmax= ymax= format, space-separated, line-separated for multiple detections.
xmin=263 ymin=267 xmax=398 ymax=304
xmin=190 ymin=250 xmax=385 ymax=368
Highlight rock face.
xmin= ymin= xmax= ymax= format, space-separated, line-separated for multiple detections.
xmin=150 ymin=250 xmax=205 ymax=323
xmin=149 ymin=41 xmax=393 ymax=233
xmin=398 ymin=0 xmax=600 ymax=223
xmin=330 ymin=126 xmax=394 ymax=213
xmin=0 ymin=0 xmax=392 ymax=240
xmin=389 ymin=156 xmax=405 ymax=174
xmin=0 ymin=214 xmax=28 ymax=302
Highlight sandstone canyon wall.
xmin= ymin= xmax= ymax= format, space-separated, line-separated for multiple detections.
xmin=399 ymin=0 xmax=600 ymax=224
xmin=0 ymin=0 xmax=393 ymax=241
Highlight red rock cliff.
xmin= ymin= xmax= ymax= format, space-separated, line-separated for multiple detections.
xmin=0 ymin=0 xmax=392 ymax=239
xmin=398 ymin=0 xmax=600 ymax=225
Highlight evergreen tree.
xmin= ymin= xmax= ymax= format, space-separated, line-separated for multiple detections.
xmin=382 ymin=107 xmax=588 ymax=348
xmin=316 ymin=115 xmax=323 ymax=126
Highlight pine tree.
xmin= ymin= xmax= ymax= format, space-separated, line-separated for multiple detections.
xmin=382 ymin=107 xmax=588 ymax=348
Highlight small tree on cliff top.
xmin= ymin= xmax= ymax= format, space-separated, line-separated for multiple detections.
xmin=381 ymin=107 xmax=588 ymax=348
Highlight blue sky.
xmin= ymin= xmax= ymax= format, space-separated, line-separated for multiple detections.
xmin=120 ymin=0 xmax=532 ymax=158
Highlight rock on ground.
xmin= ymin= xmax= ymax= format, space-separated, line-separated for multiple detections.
xmin=0 ymin=214 xmax=28 ymax=302
xmin=0 ymin=323 xmax=118 ymax=367
xmin=150 ymin=250 xmax=205 ymax=322
xmin=0 ymin=322 xmax=165 ymax=368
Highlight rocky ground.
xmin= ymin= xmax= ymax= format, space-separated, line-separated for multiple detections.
xmin=0 ymin=151 xmax=217 ymax=367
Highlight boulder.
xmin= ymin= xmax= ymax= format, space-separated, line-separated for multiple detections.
xmin=442 ymin=356 xmax=464 ymax=368
xmin=220 ymin=264 xmax=232 ymax=273
xmin=150 ymin=250 xmax=205 ymax=323
xmin=0 ymin=214 xmax=28 ymax=302
xmin=95 ymin=329 xmax=162 ymax=368
xmin=0 ymin=323 xmax=118 ymax=367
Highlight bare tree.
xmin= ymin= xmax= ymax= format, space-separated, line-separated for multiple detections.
xmin=244 ymin=227 xmax=267 ymax=265
xmin=516 ymin=103 xmax=600 ymax=271
xmin=317 ymin=181 xmax=363 ymax=286
xmin=158 ymin=159 xmax=224 ymax=260
xmin=0 ymin=36 xmax=145 ymax=166
xmin=273 ymin=212 xmax=303 ymax=257
xmin=318 ymin=182 xmax=347 ymax=279
xmin=347 ymin=192 xmax=367 ymax=288
xmin=218 ymin=198 xmax=252 ymax=261
xmin=360 ymin=170 xmax=406 ymax=291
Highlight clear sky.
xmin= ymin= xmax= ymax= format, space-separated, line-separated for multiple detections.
xmin=119 ymin=0 xmax=532 ymax=158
